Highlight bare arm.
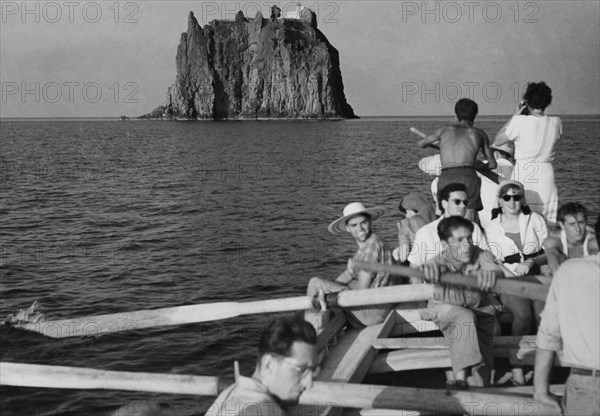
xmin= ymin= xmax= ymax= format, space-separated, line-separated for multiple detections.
xmin=533 ymin=349 xmax=562 ymax=413
xmin=417 ymin=127 xmax=443 ymax=149
xmin=543 ymin=237 xmax=566 ymax=273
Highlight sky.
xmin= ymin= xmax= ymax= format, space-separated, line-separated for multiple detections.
xmin=1 ymin=0 xmax=599 ymax=117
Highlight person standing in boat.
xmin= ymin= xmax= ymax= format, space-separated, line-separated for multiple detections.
xmin=417 ymin=98 xmax=497 ymax=221
xmin=543 ymin=202 xmax=599 ymax=274
xmin=420 ymin=216 xmax=503 ymax=389
xmin=408 ymin=183 xmax=489 ymax=270
xmin=533 ymin=219 xmax=600 ymax=415
xmin=307 ymin=202 xmax=394 ymax=328
xmin=206 ymin=316 xmax=319 ymax=416
xmin=494 ymin=82 xmax=561 ymax=223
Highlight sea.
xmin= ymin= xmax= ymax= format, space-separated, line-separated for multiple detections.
xmin=1 ymin=116 xmax=599 ymax=416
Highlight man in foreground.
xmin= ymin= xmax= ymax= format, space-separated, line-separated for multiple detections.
xmin=307 ymin=202 xmax=394 ymax=328
xmin=207 ymin=316 xmax=319 ymax=416
xmin=543 ymin=202 xmax=599 ymax=274
xmin=534 ymin=218 xmax=600 ymax=415
xmin=418 ymin=98 xmax=497 ymax=220
xmin=420 ymin=216 xmax=503 ymax=388
xmin=408 ymin=183 xmax=489 ymax=270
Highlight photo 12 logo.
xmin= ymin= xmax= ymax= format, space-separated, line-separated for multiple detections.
xmin=1 ymin=1 xmax=140 ymax=24
xmin=401 ymin=81 xmax=529 ymax=104
xmin=1 ymin=81 xmax=139 ymax=104
xmin=400 ymin=1 xmax=540 ymax=24
xmin=197 ymin=1 xmax=340 ymax=24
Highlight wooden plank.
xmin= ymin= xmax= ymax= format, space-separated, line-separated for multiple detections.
xmin=369 ymin=348 xmax=567 ymax=374
xmin=372 ymin=335 xmax=538 ymax=350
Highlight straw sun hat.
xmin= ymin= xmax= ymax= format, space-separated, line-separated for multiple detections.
xmin=327 ymin=202 xmax=385 ymax=235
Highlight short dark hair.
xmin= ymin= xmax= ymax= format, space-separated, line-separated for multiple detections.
xmin=557 ymin=202 xmax=588 ymax=224
xmin=437 ymin=216 xmax=474 ymax=242
xmin=258 ymin=316 xmax=317 ymax=360
xmin=454 ymin=98 xmax=478 ymax=123
xmin=438 ymin=183 xmax=468 ymax=213
xmin=523 ymin=82 xmax=552 ymax=111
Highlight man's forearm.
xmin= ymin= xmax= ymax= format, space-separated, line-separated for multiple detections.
xmin=534 ymin=348 xmax=556 ymax=396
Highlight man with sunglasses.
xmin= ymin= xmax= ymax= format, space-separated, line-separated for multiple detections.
xmin=543 ymin=202 xmax=599 ymax=274
xmin=408 ymin=183 xmax=489 ymax=270
xmin=207 ymin=316 xmax=319 ymax=416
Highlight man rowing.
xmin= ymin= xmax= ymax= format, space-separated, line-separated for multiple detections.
xmin=417 ymin=98 xmax=497 ymax=221
xmin=307 ymin=202 xmax=395 ymax=328
xmin=543 ymin=202 xmax=599 ymax=274
xmin=206 ymin=316 xmax=319 ymax=416
xmin=420 ymin=216 xmax=503 ymax=389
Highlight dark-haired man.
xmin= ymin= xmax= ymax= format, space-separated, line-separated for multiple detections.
xmin=534 ymin=218 xmax=600 ymax=415
xmin=420 ymin=216 xmax=503 ymax=388
xmin=418 ymin=98 xmax=497 ymax=220
xmin=543 ymin=202 xmax=599 ymax=273
xmin=408 ymin=183 xmax=489 ymax=270
xmin=307 ymin=202 xmax=394 ymax=328
xmin=207 ymin=316 xmax=319 ymax=416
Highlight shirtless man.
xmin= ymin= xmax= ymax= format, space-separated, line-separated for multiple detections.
xmin=418 ymin=98 xmax=497 ymax=221
xmin=543 ymin=202 xmax=599 ymax=274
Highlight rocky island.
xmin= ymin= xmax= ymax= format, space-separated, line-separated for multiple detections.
xmin=141 ymin=6 xmax=356 ymax=120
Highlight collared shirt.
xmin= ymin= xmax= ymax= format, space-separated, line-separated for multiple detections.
xmin=426 ymin=246 xmax=500 ymax=308
xmin=206 ymin=375 xmax=285 ymax=416
xmin=537 ymin=254 xmax=600 ymax=370
xmin=408 ymin=217 xmax=490 ymax=267
xmin=346 ymin=232 xmax=392 ymax=288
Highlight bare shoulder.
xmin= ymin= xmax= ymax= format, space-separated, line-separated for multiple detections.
xmin=543 ymin=234 xmax=562 ymax=250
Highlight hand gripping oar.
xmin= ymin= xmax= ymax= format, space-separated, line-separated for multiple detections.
xmin=410 ymin=126 xmax=501 ymax=184
xmin=352 ymin=261 xmax=549 ymax=302
xmin=13 ymin=284 xmax=435 ymax=339
xmin=0 ymin=362 xmax=562 ymax=415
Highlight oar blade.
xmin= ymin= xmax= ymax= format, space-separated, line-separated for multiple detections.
xmin=16 ymin=302 xmax=241 ymax=339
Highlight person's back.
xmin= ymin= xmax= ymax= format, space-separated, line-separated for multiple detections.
xmin=439 ymin=124 xmax=487 ymax=169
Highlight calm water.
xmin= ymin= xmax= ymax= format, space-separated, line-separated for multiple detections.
xmin=1 ymin=116 xmax=599 ymax=415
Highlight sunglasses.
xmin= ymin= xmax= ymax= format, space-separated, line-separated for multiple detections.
xmin=450 ymin=199 xmax=469 ymax=206
xmin=501 ymin=194 xmax=522 ymax=202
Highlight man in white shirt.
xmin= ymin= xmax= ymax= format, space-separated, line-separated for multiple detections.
xmin=408 ymin=183 xmax=489 ymax=272
xmin=534 ymin=220 xmax=600 ymax=415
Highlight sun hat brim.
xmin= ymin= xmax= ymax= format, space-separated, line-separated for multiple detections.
xmin=327 ymin=206 xmax=385 ymax=235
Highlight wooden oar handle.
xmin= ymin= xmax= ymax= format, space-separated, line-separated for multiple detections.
xmin=410 ymin=127 xmax=427 ymax=138
xmin=352 ymin=261 xmax=549 ymax=301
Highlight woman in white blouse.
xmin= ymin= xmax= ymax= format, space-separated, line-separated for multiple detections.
xmin=485 ymin=180 xmax=548 ymax=335
xmin=494 ymin=82 xmax=561 ymax=223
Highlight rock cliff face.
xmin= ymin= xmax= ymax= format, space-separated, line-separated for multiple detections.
xmin=142 ymin=9 xmax=356 ymax=119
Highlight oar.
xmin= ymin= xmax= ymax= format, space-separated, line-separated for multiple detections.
xmin=0 ymin=362 xmax=561 ymax=415
xmin=13 ymin=284 xmax=434 ymax=339
xmin=410 ymin=126 xmax=501 ymax=184
xmin=352 ymin=261 xmax=549 ymax=301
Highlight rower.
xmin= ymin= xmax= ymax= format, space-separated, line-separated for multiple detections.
xmin=543 ymin=202 xmax=599 ymax=274
xmin=307 ymin=202 xmax=395 ymax=328
xmin=419 ymin=216 xmax=503 ymax=389
xmin=417 ymin=98 xmax=497 ymax=221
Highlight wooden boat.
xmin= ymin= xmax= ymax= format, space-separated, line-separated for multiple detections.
xmin=298 ymin=291 xmax=566 ymax=415
xmin=1 ymin=267 xmax=564 ymax=415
